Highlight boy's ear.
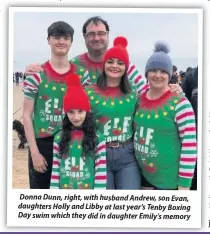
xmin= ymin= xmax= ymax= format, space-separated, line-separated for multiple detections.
xmin=47 ymin=37 xmax=50 ymax=45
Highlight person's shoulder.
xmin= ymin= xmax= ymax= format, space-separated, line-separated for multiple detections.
xmin=85 ymin=84 xmax=97 ymax=91
xmin=170 ymin=92 xmax=191 ymax=107
xmin=25 ymin=72 xmax=43 ymax=84
xmin=70 ymin=62 xmax=88 ymax=75
xmin=139 ymin=89 xmax=148 ymax=99
xmin=71 ymin=53 xmax=87 ymax=62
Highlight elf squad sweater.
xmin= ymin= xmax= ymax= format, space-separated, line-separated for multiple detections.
xmin=23 ymin=61 xmax=90 ymax=139
xmin=71 ymin=53 xmax=148 ymax=93
xmin=85 ymin=84 xmax=138 ymax=143
xmin=133 ymin=90 xmax=197 ymax=189
xmin=50 ymin=130 xmax=107 ymax=189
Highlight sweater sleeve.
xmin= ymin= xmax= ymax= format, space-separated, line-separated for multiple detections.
xmin=127 ymin=62 xmax=149 ymax=94
xmin=174 ymin=97 xmax=197 ymax=188
xmin=50 ymin=135 xmax=62 ymax=189
xmin=23 ymin=73 xmax=41 ymax=99
xmin=94 ymin=133 xmax=107 ymax=189
xmin=81 ymin=69 xmax=91 ymax=86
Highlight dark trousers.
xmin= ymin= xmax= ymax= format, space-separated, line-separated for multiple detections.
xmin=28 ymin=137 xmax=54 ymax=189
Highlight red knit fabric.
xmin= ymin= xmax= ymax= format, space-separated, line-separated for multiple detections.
xmin=103 ymin=36 xmax=129 ymax=68
xmin=63 ymin=74 xmax=90 ymax=113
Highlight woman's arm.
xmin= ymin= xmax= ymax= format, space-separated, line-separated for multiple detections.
xmin=175 ymin=97 xmax=197 ymax=189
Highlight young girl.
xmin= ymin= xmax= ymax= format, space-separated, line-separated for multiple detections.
xmin=133 ymin=42 xmax=197 ymax=190
xmin=85 ymin=37 xmax=141 ymax=189
xmin=50 ymin=74 xmax=107 ymax=189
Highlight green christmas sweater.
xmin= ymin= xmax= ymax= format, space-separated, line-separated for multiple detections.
xmin=50 ymin=130 xmax=107 ymax=189
xmin=85 ymin=84 xmax=138 ymax=143
xmin=23 ymin=61 xmax=90 ymax=139
xmin=71 ymin=52 xmax=148 ymax=93
xmin=133 ymin=90 xmax=197 ymax=189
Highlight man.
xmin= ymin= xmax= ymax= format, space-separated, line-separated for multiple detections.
xmin=71 ymin=16 xmax=149 ymax=93
xmin=23 ymin=21 xmax=89 ymax=189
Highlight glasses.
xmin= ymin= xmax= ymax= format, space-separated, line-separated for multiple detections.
xmin=84 ymin=31 xmax=108 ymax=39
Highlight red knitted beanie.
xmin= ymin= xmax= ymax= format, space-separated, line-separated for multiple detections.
xmin=103 ymin=36 xmax=129 ymax=68
xmin=63 ymin=74 xmax=90 ymax=113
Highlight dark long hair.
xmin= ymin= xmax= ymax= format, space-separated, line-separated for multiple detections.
xmin=97 ymin=70 xmax=131 ymax=94
xmin=59 ymin=113 xmax=98 ymax=158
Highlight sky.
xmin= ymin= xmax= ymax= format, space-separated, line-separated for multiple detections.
xmin=12 ymin=9 xmax=200 ymax=73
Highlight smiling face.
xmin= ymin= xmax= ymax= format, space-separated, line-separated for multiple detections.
xmin=67 ymin=109 xmax=87 ymax=127
xmin=104 ymin=58 xmax=126 ymax=81
xmin=48 ymin=35 xmax=72 ymax=56
xmin=84 ymin=21 xmax=109 ymax=57
xmin=147 ymin=69 xmax=170 ymax=90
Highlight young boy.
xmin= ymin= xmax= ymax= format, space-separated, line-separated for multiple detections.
xmin=23 ymin=21 xmax=90 ymax=189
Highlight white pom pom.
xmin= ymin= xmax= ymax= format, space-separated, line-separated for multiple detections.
xmin=154 ymin=42 xmax=170 ymax=54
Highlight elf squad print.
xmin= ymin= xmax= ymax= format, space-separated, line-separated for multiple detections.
xmin=134 ymin=126 xmax=158 ymax=173
xmin=102 ymin=116 xmax=132 ymax=142
xmin=60 ymin=157 xmax=92 ymax=189
xmin=86 ymin=85 xmax=137 ymax=143
xmin=38 ymin=97 xmax=65 ymax=137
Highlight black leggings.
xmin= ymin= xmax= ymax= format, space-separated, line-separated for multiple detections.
xmin=28 ymin=137 xmax=54 ymax=189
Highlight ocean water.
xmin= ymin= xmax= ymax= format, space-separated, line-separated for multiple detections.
xmin=13 ymin=55 xmax=198 ymax=75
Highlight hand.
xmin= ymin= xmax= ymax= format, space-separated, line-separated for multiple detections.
xmin=178 ymin=186 xmax=190 ymax=190
xmin=31 ymin=151 xmax=48 ymax=173
xmin=25 ymin=64 xmax=43 ymax=75
xmin=169 ymin=84 xmax=183 ymax=94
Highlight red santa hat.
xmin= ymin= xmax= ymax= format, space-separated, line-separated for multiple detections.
xmin=63 ymin=74 xmax=90 ymax=113
xmin=103 ymin=36 xmax=129 ymax=68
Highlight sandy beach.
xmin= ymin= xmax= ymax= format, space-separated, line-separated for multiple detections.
xmin=13 ymin=83 xmax=29 ymax=188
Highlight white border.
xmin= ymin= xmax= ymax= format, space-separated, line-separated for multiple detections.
xmin=8 ymin=6 xmax=203 ymax=231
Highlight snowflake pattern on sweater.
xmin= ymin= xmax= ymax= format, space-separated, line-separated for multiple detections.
xmin=50 ymin=130 xmax=107 ymax=189
xmin=23 ymin=61 xmax=90 ymax=138
xmin=71 ymin=52 xmax=148 ymax=94
xmin=133 ymin=90 xmax=197 ymax=189
xmin=85 ymin=85 xmax=138 ymax=143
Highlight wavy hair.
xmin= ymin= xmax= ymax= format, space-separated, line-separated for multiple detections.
xmin=59 ymin=113 xmax=98 ymax=158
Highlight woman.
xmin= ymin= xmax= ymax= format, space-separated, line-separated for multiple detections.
xmin=50 ymin=74 xmax=106 ymax=189
xmin=133 ymin=42 xmax=197 ymax=190
xmin=85 ymin=37 xmax=141 ymax=189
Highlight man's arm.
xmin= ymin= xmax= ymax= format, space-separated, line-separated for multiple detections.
xmin=23 ymin=98 xmax=38 ymax=154
xmin=175 ymin=97 xmax=197 ymax=190
xmin=23 ymin=74 xmax=47 ymax=173
xmin=23 ymin=98 xmax=48 ymax=173
xmin=127 ymin=62 xmax=148 ymax=94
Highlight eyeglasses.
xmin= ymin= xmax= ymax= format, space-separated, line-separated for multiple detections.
xmin=84 ymin=31 xmax=108 ymax=39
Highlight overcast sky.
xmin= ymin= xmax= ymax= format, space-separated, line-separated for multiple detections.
xmin=12 ymin=9 xmax=199 ymax=73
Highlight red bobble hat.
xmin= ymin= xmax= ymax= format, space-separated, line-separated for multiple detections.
xmin=63 ymin=74 xmax=90 ymax=113
xmin=103 ymin=36 xmax=129 ymax=68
